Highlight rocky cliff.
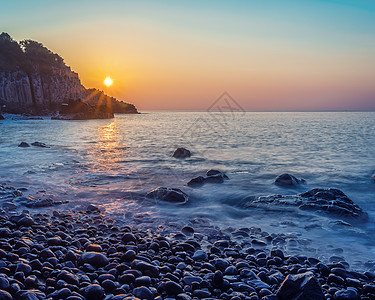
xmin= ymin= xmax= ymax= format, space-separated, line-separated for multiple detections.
xmin=0 ymin=32 xmax=138 ymax=117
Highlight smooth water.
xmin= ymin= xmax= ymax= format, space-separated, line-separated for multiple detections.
xmin=1 ymin=112 xmax=375 ymax=269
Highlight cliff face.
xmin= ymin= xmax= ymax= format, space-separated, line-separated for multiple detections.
xmin=0 ymin=33 xmax=138 ymax=116
xmin=0 ymin=67 xmax=85 ymax=113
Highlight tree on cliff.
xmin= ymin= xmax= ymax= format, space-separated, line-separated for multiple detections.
xmin=0 ymin=32 xmax=26 ymax=71
xmin=20 ymin=40 xmax=64 ymax=74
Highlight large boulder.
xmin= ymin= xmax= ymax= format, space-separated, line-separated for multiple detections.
xmin=239 ymin=188 xmax=367 ymax=221
xmin=275 ymin=173 xmax=305 ymax=187
xmin=276 ymin=271 xmax=325 ymax=300
xmin=173 ymin=147 xmax=191 ymax=158
xmin=146 ymin=187 xmax=188 ymax=204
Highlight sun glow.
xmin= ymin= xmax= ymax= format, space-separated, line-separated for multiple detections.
xmin=104 ymin=77 xmax=113 ymax=87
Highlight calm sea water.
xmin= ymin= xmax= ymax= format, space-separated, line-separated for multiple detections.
xmin=1 ymin=112 xmax=375 ymax=269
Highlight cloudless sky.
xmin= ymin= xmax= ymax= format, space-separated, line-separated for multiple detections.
xmin=1 ymin=0 xmax=375 ymax=111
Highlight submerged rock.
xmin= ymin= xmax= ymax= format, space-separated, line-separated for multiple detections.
xmin=31 ymin=141 xmax=49 ymax=148
xmin=275 ymin=173 xmax=305 ymax=187
xmin=14 ymin=195 xmax=68 ymax=208
xmin=239 ymin=188 xmax=367 ymax=221
xmin=18 ymin=142 xmax=30 ymax=147
xmin=187 ymin=170 xmax=229 ymax=187
xmin=146 ymin=187 xmax=188 ymax=203
xmin=0 ymin=114 xmax=4 ymax=120
xmin=173 ymin=147 xmax=191 ymax=158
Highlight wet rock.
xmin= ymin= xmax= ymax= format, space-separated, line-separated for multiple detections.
xmin=0 ymin=290 xmax=12 ymax=300
xmin=187 ymin=170 xmax=228 ymax=187
xmin=333 ymin=288 xmax=359 ymax=300
xmin=276 ymin=271 xmax=325 ymax=300
xmin=187 ymin=176 xmax=205 ymax=187
xmin=18 ymin=142 xmax=30 ymax=147
xmin=132 ymin=260 xmax=159 ymax=277
xmin=192 ymin=250 xmax=208 ymax=261
xmin=146 ymin=187 xmax=188 ymax=204
xmin=239 ymin=188 xmax=367 ymax=221
xmin=15 ymin=290 xmax=46 ymax=300
xmin=57 ymin=270 xmax=79 ymax=286
xmin=82 ymin=284 xmax=104 ymax=300
xmin=133 ymin=286 xmax=154 ymax=300
xmin=81 ymin=252 xmax=109 ymax=268
xmin=86 ymin=204 xmax=100 ymax=213
xmin=31 ymin=141 xmax=49 ymax=148
xmin=275 ymin=173 xmax=305 ymax=187
xmin=164 ymin=281 xmax=183 ymax=295
xmin=173 ymin=147 xmax=191 ymax=158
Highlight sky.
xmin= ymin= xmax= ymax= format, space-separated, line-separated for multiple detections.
xmin=1 ymin=0 xmax=375 ymax=111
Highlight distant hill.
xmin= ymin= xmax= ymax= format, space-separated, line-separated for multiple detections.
xmin=0 ymin=32 xmax=138 ymax=119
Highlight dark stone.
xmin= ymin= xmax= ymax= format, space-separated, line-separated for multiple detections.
xmin=333 ymin=288 xmax=359 ymax=300
xmin=17 ymin=216 xmax=33 ymax=227
xmin=15 ymin=263 xmax=31 ymax=275
xmin=132 ymin=260 xmax=159 ymax=278
xmin=86 ymin=244 xmax=102 ymax=252
xmin=81 ymin=252 xmax=109 ymax=268
xmin=187 ymin=176 xmax=205 ymax=187
xmin=146 ymin=187 xmax=188 ymax=204
xmin=57 ymin=270 xmax=79 ymax=286
xmin=121 ymin=234 xmax=136 ymax=244
xmin=0 ymin=115 xmax=4 ymax=120
xmin=239 ymin=188 xmax=367 ymax=221
xmin=86 ymin=204 xmax=100 ymax=213
xmin=275 ymin=173 xmax=305 ymax=187
xmin=173 ymin=147 xmax=191 ymax=158
xmin=192 ymin=250 xmax=208 ymax=261
xmin=0 ymin=290 xmax=12 ymax=300
xmin=164 ymin=281 xmax=183 ymax=295
xmin=135 ymin=276 xmax=151 ymax=287
xmin=18 ymin=142 xmax=30 ymax=148
xmin=82 ymin=284 xmax=104 ymax=300
xmin=15 ymin=290 xmax=46 ymax=300
xmin=133 ymin=286 xmax=154 ymax=300
xmin=31 ymin=142 xmax=49 ymax=148
xmin=276 ymin=271 xmax=325 ymax=300
xmin=101 ymin=279 xmax=116 ymax=292
xmin=0 ymin=278 xmax=10 ymax=290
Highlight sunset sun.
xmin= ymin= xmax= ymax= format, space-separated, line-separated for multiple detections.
xmin=104 ymin=77 xmax=113 ymax=87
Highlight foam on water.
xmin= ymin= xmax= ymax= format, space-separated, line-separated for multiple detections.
xmin=0 ymin=112 xmax=374 ymax=269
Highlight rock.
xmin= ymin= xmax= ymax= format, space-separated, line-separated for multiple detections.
xmin=17 ymin=216 xmax=34 ymax=227
xmin=86 ymin=204 xmax=100 ymax=213
xmin=187 ymin=171 xmax=228 ymax=187
xmin=0 ymin=228 xmax=11 ymax=238
xmin=15 ymin=263 xmax=32 ymax=275
xmin=276 ymin=271 xmax=325 ymax=300
xmin=187 ymin=176 xmax=205 ymax=187
xmin=146 ymin=187 xmax=188 ymax=204
xmin=275 ymin=173 xmax=305 ymax=187
xmin=121 ymin=233 xmax=137 ymax=244
xmin=57 ymin=270 xmax=79 ymax=286
xmin=0 ymin=114 xmax=4 ymax=120
xmin=0 ymin=290 xmax=12 ymax=300
xmin=18 ymin=142 xmax=30 ymax=147
xmin=173 ymin=147 xmax=191 ymax=158
xmin=81 ymin=252 xmax=109 ymax=268
xmin=31 ymin=142 xmax=49 ymax=148
xmin=15 ymin=290 xmax=46 ymax=300
xmin=333 ymin=288 xmax=359 ymax=300
xmin=239 ymin=188 xmax=367 ymax=221
xmin=132 ymin=260 xmax=159 ymax=277
xmin=82 ymin=284 xmax=104 ymax=300
xmin=133 ymin=286 xmax=154 ymax=300
xmin=192 ymin=250 xmax=208 ymax=261
xmin=0 ymin=278 xmax=9 ymax=290
xmin=164 ymin=281 xmax=183 ymax=295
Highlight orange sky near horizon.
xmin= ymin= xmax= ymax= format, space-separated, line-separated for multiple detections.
xmin=2 ymin=1 xmax=375 ymax=111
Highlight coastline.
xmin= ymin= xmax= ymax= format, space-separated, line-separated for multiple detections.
xmin=1 ymin=183 xmax=375 ymax=299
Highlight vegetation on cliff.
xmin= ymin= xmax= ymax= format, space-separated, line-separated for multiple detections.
xmin=0 ymin=32 xmax=138 ymax=117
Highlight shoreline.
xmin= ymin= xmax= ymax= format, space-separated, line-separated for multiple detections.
xmin=1 ymin=185 xmax=375 ymax=299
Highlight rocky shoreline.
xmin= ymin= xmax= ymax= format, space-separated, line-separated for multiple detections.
xmin=0 ymin=199 xmax=375 ymax=300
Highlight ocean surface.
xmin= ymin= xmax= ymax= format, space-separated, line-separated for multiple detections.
xmin=1 ymin=111 xmax=375 ymax=270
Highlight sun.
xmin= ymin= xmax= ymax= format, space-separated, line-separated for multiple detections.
xmin=104 ymin=77 xmax=113 ymax=87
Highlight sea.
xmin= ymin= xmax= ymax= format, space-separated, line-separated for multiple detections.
xmin=1 ymin=111 xmax=375 ymax=270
